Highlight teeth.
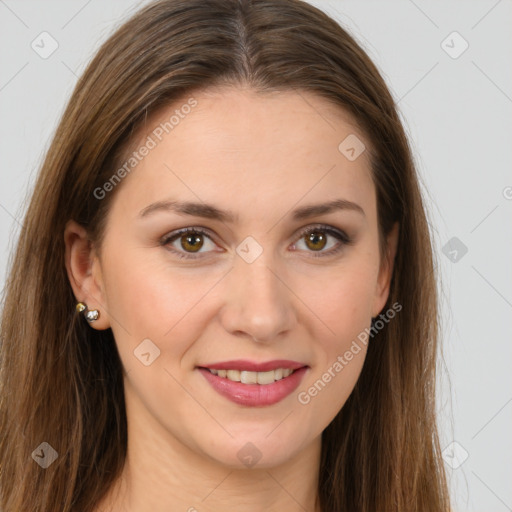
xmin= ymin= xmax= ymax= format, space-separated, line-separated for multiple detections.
xmin=226 ymin=369 xmax=241 ymax=382
xmin=241 ymin=371 xmax=258 ymax=384
xmin=207 ymin=368 xmax=296 ymax=384
xmin=257 ymin=370 xmax=275 ymax=385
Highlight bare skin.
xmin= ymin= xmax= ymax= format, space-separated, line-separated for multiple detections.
xmin=65 ymin=85 xmax=398 ymax=512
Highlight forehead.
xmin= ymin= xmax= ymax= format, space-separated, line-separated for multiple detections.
xmin=111 ymin=86 xmax=375 ymax=224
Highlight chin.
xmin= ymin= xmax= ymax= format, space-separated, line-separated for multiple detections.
xmin=199 ymin=432 xmax=309 ymax=470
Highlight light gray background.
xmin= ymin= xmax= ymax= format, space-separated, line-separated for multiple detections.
xmin=1 ymin=1 xmax=511 ymax=510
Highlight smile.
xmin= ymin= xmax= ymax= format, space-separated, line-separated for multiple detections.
xmin=197 ymin=360 xmax=309 ymax=407
xmin=206 ymin=367 xmax=295 ymax=384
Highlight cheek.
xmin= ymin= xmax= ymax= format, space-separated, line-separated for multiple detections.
xmin=293 ymin=263 xmax=375 ymax=412
xmin=303 ymin=260 xmax=378 ymax=341
xmin=295 ymin=282 xmax=371 ymax=425
xmin=100 ymin=244 xmax=232 ymax=372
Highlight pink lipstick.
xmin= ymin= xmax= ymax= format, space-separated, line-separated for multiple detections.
xmin=197 ymin=359 xmax=308 ymax=407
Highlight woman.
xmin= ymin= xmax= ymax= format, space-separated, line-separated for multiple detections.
xmin=0 ymin=0 xmax=451 ymax=510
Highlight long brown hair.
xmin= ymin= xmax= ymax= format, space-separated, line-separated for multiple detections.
xmin=0 ymin=0 xmax=450 ymax=510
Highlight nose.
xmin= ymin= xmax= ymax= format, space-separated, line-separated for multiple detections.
xmin=219 ymin=252 xmax=297 ymax=344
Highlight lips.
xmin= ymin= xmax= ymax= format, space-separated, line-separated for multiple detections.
xmin=203 ymin=359 xmax=306 ymax=372
xmin=197 ymin=359 xmax=309 ymax=407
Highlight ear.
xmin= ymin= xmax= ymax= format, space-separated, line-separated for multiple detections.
xmin=372 ymin=222 xmax=399 ymax=318
xmin=64 ymin=220 xmax=111 ymax=330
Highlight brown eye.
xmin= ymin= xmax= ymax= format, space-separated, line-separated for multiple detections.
xmin=180 ymin=233 xmax=204 ymax=252
xmin=304 ymin=231 xmax=327 ymax=251
xmin=292 ymin=225 xmax=352 ymax=258
xmin=161 ymin=227 xmax=218 ymax=259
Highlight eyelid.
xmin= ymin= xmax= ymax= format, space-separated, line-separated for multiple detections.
xmin=161 ymin=226 xmax=218 ymax=243
xmin=160 ymin=226 xmax=221 ymax=256
xmin=293 ymin=223 xmax=351 ymax=244
xmin=160 ymin=223 xmax=352 ymax=259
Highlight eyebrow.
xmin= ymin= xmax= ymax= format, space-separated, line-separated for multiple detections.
xmin=138 ymin=198 xmax=365 ymax=222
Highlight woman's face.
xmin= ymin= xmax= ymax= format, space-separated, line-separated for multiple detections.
xmin=69 ymin=86 xmax=397 ymax=469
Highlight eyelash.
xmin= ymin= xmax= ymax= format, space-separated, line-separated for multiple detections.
xmin=160 ymin=224 xmax=353 ymax=260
